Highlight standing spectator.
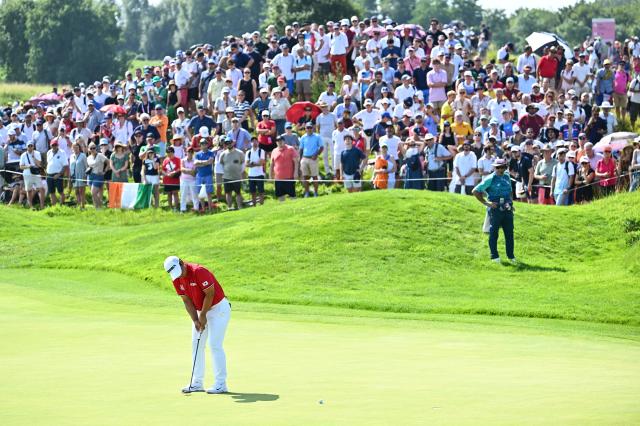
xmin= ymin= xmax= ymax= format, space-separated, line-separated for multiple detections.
xmin=162 ymin=146 xmax=181 ymax=211
xmin=427 ymin=59 xmax=448 ymax=112
xmin=340 ymin=135 xmax=367 ymax=192
xmin=518 ymin=104 xmax=544 ymax=138
xmin=179 ymin=147 xmax=199 ymax=213
xmin=20 ymin=140 xmax=45 ymax=209
xmin=255 ymin=110 xmax=276 ymax=155
xmin=599 ymin=102 xmax=617 ymax=135
xmin=268 ymin=88 xmax=290 ymax=136
xmin=628 ymin=72 xmax=640 ymax=128
xmin=629 ymin=138 xmax=640 ymax=192
xmin=572 ymin=53 xmax=592 ymax=96
xmin=219 ymin=138 xmax=245 ymax=210
xmin=293 ymin=47 xmax=313 ymax=101
xmin=613 ymin=62 xmax=630 ymax=120
xmin=188 ymin=104 xmax=216 ymax=140
xmin=595 ymin=146 xmax=617 ymax=197
xmin=551 ymin=148 xmax=576 ymax=206
xmin=516 ymin=45 xmax=537 ymax=73
xmin=141 ymin=148 xmax=160 ymax=208
xmin=424 ymin=133 xmax=452 ymax=191
xmin=270 ymin=135 xmax=299 ymax=201
xmin=45 ymin=140 xmax=68 ymax=206
xmin=194 ymin=139 xmax=215 ymax=212
xmin=86 ymin=142 xmax=108 ymax=209
xmin=69 ymin=142 xmax=87 ymax=210
xmin=109 ymin=142 xmax=129 ymax=183
xmin=316 ymin=102 xmax=337 ymax=175
xmin=453 ymin=141 xmax=477 ymax=195
xmin=537 ymin=47 xmax=559 ymax=87
xmin=272 ymin=45 xmax=295 ymax=94
xmin=594 ymin=59 xmax=614 ymax=106
xmin=299 ymin=122 xmax=324 ymax=197
xmin=533 ymin=145 xmax=557 ymax=204
xmin=245 ymin=137 xmax=266 ymax=206
xmin=575 ymin=156 xmax=596 ymax=203
xmin=372 ymin=142 xmax=396 ymax=190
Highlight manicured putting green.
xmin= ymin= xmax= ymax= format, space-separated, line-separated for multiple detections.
xmin=0 ymin=269 xmax=638 ymax=425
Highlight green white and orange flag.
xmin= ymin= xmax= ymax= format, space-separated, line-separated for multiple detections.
xmin=108 ymin=182 xmax=153 ymax=209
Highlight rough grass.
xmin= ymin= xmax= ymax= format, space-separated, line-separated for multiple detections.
xmin=0 ymin=82 xmax=60 ymax=106
xmin=1 ymin=190 xmax=638 ymax=325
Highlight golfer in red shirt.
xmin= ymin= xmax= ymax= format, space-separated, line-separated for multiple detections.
xmin=164 ymin=256 xmax=231 ymax=394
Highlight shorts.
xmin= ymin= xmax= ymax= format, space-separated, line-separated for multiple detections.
xmin=343 ymin=173 xmax=361 ymax=189
xmin=88 ymin=173 xmax=104 ymax=188
xmin=259 ymin=143 xmax=276 ymax=153
xmin=317 ymin=62 xmax=331 ymax=74
xmin=223 ymin=179 xmax=242 ymax=193
xmin=196 ymin=174 xmax=214 ymax=194
xmin=300 ymin=157 xmax=319 ymax=177
xmin=145 ymin=174 xmax=159 ymax=185
xmin=24 ymin=174 xmax=43 ymax=190
xmin=275 ymin=180 xmax=296 ymax=198
xmin=164 ymin=183 xmax=179 ymax=193
xmin=613 ymin=92 xmax=628 ymax=108
xmin=188 ymin=87 xmax=199 ymax=101
xmin=249 ymin=176 xmax=265 ymax=193
xmin=295 ymin=79 xmax=312 ymax=95
xmin=46 ymin=175 xmax=64 ymax=194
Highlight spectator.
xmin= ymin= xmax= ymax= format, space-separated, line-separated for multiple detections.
xmin=630 ymin=138 xmax=640 ymax=192
xmin=141 ymin=148 xmax=160 ymax=208
xmin=551 ymin=148 xmax=576 ymax=206
xmin=109 ymin=142 xmax=129 ymax=183
xmin=293 ymin=47 xmax=313 ymax=101
xmin=595 ymin=146 xmax=617 ymax=197
xmin=86 ymin=142 xmax=108 ymax=209
xmin=594 ymin=59 xmax=614 ymax=106
xmin=179 ymin=147 xmax=199 ymax=213
xmin=162 ymin=146 xmax=181 ymax=211
xmin=575 ymin=156 xmax=596 ymax=203
xmin=453 ymin=141 xmax=477 ymax=195
xmin=270 ymin=135 xmax=299 ymax=201
xmin=373 ymin=142 xmax=396 ymax=190
xmin=245 ymin=137 xmax=266 ymax=206
xmin=19 ymin=140 xmax=45 ymax=210
xmin=424 ymin=133 xmax=452 ymax=191
xmin=69 ymin=142 xmax=87 ymax=210
xmin=219 ymin=137 xmax=245 ymax=210
xmin=299 ymin=122 xmax=324 ymax=197
xmin=194 ymin=138 xmax=215 ymax=212
xmin=537 ymin=47 xmax=559 ymax=87
xmin=613 ymin=62 xmax=630 ymax=120
xmin=534 ymin=144 xmax=557 ymax=204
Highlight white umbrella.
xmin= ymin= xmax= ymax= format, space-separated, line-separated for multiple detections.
xmin=525 ymin=32 xmax=573 ymax=59
xmin=593 ymin=132 xmax=637 ymax=153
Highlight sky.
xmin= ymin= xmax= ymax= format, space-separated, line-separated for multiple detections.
xmin=478 ymin=0 xmax=579 ymax=14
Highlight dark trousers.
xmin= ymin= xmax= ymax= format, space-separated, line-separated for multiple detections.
xmin=132 ymin=167 xmax=141 ymax=183
xmin=488 ymin=208 xmax=514 ymax=260
xmin=427 ymin=169 xmax=446 ymax=191
xmin=454 ymin=184 xmax=474 ymax=195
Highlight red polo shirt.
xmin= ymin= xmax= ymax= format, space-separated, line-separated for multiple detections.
xmin=173 ymin=263 xmax=225 ymax=310
xmin=538 ymin=55 xmax=558 ymax=79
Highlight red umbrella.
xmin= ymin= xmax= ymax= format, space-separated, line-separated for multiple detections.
xmin=100 ymin=104 xmax=127 ymax=115
xmin=29 ymin=93 xmax=63 ymax=104
xmin=285 ymin=102 xmax=322 ymax=124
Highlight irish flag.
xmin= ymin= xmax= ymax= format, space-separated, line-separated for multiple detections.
xmin=108 ymin=182 xmax=153 ymax=209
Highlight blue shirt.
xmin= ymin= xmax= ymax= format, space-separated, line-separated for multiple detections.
xmin=381 ymin=46 xmax=401 ymax=69
xmin=293 ymin=55 xmax=312 ymax=80
xmin=299 ymin=133 xmax=323 ymax=157
xmin=473 ymin=172 xmax=512 ymax=202
xmin=189 ymin=115 xmax=216 ymax=135
xmin=341 ymin=147 xmax=366 ymax=175
xmin=195 ymin=150 xmax=214 ymax=177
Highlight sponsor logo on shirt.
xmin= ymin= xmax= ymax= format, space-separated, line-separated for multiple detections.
xmin=202 ymin=281 xmax=209 ymax=287
xmin=190 ymin=282 xmax=197 ymax=287
xmin=180 ymin=285 xmax=185 ymax=291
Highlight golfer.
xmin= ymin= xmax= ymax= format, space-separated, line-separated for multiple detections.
xmin=472 ymin=158 xmax=516 ymax=263
xmin=164 ymin=256 xmax=231 ymax=394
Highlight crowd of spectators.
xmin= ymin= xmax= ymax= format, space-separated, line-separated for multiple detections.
xmin=2 ymin=16 xmax=640 ymax=211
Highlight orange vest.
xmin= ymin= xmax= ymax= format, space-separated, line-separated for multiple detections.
xmin=373 ymin=156 xmax=389 ymax=189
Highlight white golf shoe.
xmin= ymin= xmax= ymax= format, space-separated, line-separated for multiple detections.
xmin=491 ymin=258 xmax=501 ymax=263
xmin=182 ymin=384 xmax=205 ymax=393
xmin=206 ymin=384 xmax=228 ymax=394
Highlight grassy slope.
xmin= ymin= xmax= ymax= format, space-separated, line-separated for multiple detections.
xmin=0 ymin=82 xmax=59 ymax=106
xmin=1 ymin=191 xmax=639 ymax=325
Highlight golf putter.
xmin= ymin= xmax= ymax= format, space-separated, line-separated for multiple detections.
xmin=185 ymin=330 xmax=204 ymax=395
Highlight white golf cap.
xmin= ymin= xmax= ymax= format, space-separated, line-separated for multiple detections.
xmin=164 ymin=256 xmax=182 ymax=280
xmin=199 ymin=126 xmax=210 ymax=137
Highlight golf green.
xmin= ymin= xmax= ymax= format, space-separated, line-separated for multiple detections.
xmin=0 ymin=269 xmax=638 ymax=425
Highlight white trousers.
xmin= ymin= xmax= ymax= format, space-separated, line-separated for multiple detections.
xmin=180 ymin=180 xmax=199 ymax=211
xmin=321 ymin=136 xmax=332 ymax=174
xmin=191 ymin=298 xmax=231 ymax=387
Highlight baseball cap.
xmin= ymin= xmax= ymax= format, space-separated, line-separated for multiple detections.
xmin=164 ymin=256 xmax=182 ymax=281
xmin=199 ymin=126 xmax=210 ymax=137
xmin=305 ymin=122 xmax=314 ymax=128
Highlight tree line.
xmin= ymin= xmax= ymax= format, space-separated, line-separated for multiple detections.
xmin=0 ymin=0 xmax=636 ymax=85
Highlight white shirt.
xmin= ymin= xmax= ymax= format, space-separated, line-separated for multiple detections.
xmin=0 ymin=126 xmax=7 ymax=147
xmin=332 ymin=128 xmax=350 ymax=154
xmin=478 ymin=155 xmax=495 ymax=180
xmin=46 ymin=149 xmax=68 ymax=174
xmin=380 ymin=35 xmax=400 ymax=47
xmin=599 ymin=112 xmax=617 ymax=134
xmin=174 ymin=67 xmax=190 ymax=88
xmin=353 ymin=109 xmax=381 ymax=130
xmin=245 ymin=147 xmax=266 ymax=177
xmin=272 ymin=53 xmax=295 ymax=80
xmin=430 ymin=45 xmax=447 ymax=59
xmin=113 ymin=120 xmax=133 ymax=145
xmin=19 ymin=150 xmax=42 ymax=176
xmin=314 ymin=33 xmax=331 ymax=62
xmin=487 ymin=98 xmax=512 ymax=123
xmin=518 ymin=74 xmax=536 ymax=95
xmin=379 ymin=135 xmax=400 ymax=160
xmin=317 ymin=91 xmax=338 ymax=108
xmin=516 ymin=54 xmax=536 ymax=73
xmin=453 ymin=151 xmax=478 ymax=185
xmin=316 ymin=112 xmax=337 ymax=138
xmin=552 ymin=160 xmax=575 ymax=193
xmin=572 ymin=62 xmax=591 ymax=85
xmin=329 ymin=32 xmax=349 ymax=55
xmin=32 ymin=129 xmax=52 ymax=153
xmin=394 ymin=84 xmax=416 ymax=103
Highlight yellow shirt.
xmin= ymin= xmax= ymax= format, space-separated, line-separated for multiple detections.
xmin=440 ymin=102 xmax=453 ymax=127
xmin=451 ymin=121 xmax=473 ymax=145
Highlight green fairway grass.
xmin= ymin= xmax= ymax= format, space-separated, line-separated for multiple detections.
xmin=0 ymin=82 xmax=62 ymax=106
xmin=1 ymin=192 xmax=639 ymax=424
xmin=0 ymin=268 xmax=638 ymax=425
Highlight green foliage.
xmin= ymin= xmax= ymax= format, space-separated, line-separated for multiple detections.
xmin=450 ymin=0 xmax=483 ymax=27
xmin=509 ymin=9 xmax=561 ymax=49
xmin=481 ymin=9 xmax=511 ymax=47
xmin=139 ymin=1 xmax=178 ymax=60
xmin=378 ymin=0 xmax=416 ymax=24
xmin=265 ymin=0 xmax=363 ymax=32
xmin=120 ymin=0 xmax=149 ymax=53
xmin=412 ymin=0 xmax=452 ymax=26
xmin=0 ymin=0 xmax=35 ymax=81
xmin=16 ymin=0 xmax=130 ymax=84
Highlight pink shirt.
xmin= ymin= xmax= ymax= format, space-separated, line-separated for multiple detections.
xmin=614 ymin=71 xmax=629 ymax=94
xmin=427 ymin=69 xmax=448 ymax=102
